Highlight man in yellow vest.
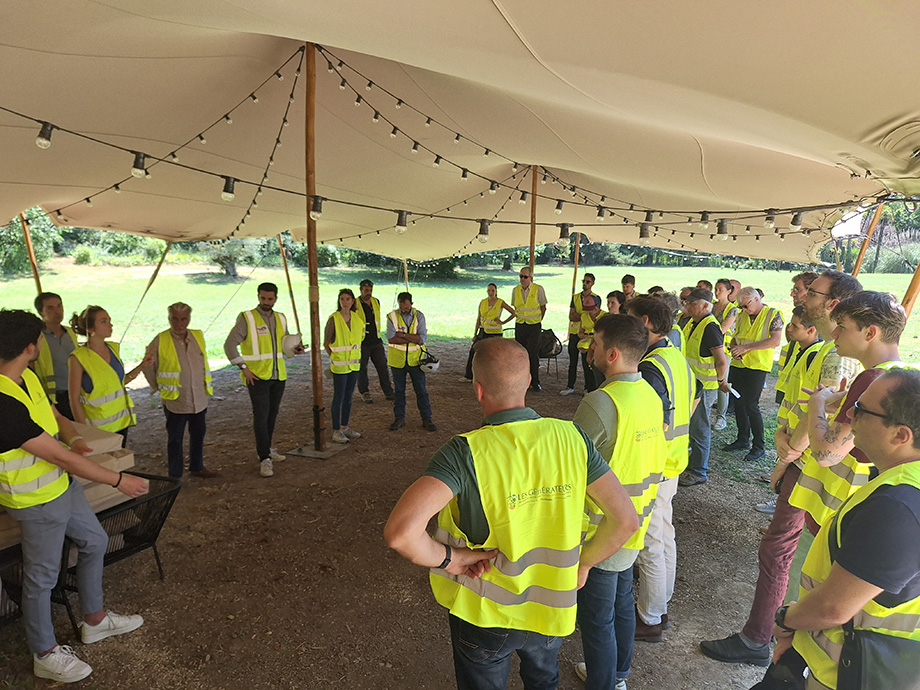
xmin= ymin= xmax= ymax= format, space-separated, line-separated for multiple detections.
xmin=356 ymin=278 xmax=394 ymax=404
xmin=143 ymin=302 xmax=218 ymax=480
xmin=725 ymin=287 xmax=784 ymax=462
xmin=561 ymin=273 xmax=600 ymax=396
xmin=511 ymin=266 xmax=547 ymax=392
xmin=627 ymin=297 xmax=696 ymax=643
xmin=764 ymin=368 xmax=920 ymax=690
xmin=0 ymin=309 xmax=149 ymax=683
xmin=385 ymin=337 xmax=638 ymax=690
xmin=572 ymin=313 xmax=668 ymax=688
xmin=224 ymin=282 xmax=303 ymax=478
xmin=32 ymin=292 xmax=78 ymax=420
xmin=386 ymin=292 xmax=436 ymax=432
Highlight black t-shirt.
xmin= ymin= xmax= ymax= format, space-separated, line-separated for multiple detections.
xmin=361 ymin=300 xmax=379 ymax=341
xmin=836 ymin=483 xmax=920 ymax=607
xmin=0 ymin=381 xmax=45 ymax=453
xmin=698 ymin=322 xmax=724 ymax=356
xmin=638 ymin=339 xmax=673 ymax=419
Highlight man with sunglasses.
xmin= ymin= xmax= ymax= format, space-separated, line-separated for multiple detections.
xmin=511 ymin=267 xmax=547 ymax=392
xmin=562 ymin=273 xmax=600 ymax=396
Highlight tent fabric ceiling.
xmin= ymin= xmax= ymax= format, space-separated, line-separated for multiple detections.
xmin=1 ymin=1 xmax=918 ymax=262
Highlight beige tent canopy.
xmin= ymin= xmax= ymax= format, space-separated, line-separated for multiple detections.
xmin=2 ymin=1 xmax=919 ymax=263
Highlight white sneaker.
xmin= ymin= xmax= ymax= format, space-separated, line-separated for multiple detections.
xmin=755 ymin=497 xmax=777 ymax=514
xmin=80 ymin=610 xmax=144 ymax=644
xmin=260 ymin=458 xmax=273 ymax=477
xmin=269 ymin=447 xmax=286 ymax=462
xmin=331 ymin=430 xmax=349 ymax=444
xmin=34 ymin=645 xmax=92 ymax=683
xmin=560 ymin=388 xmax=575 ymax=396
xmin=342 ymin=427 xmax=362 ymax=440
xmin=713 ymin=416 xmax=727 ymax=431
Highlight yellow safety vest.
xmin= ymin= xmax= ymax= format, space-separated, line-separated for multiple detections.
xmin=714 ymin=301 xmax=737 ymax=335
xmin=642 ymin=344 xmax=694 ymax=478
xmin=794 ymin=461 xmax=920 ymax=689
xmin=683 ymin=314 xmax=720 ymax=390
xmin=731 ymin=306 xmax=781 ymax=372
xmin=329 ymin=312 xmax=365 ymax=374
xmin=776 ymin=340 xmax=822 ymax=426
xmin=72 ymin=343 xmax=136 ymax=433
xmin=34 ymin=326 xmax=78 ymax=404
xmin=585 ymin=379 xmax=667 ymax=550
xmin=478 ymin=299 xmax=505 ymax=335
xmin=512 ymin=284 xmax=543 ymax=325
xmin=429 ymin=418 xmax=589 ymax=636
xmin=357 ymin=296 xmax=382 ymax=338
xmin=387 ymin=309 xmax=422 ymax=368
xmin=669 ymin=322 xmax=686 ymax=356
xmin=155 ymin=329 xmax=213 ymax=401
xmin=569 ymin=292 xmax=599 ymax=335
xmin=577 ymin=308 xmax=598 ymax=351
xmin=775 ymin=341 xmax=801 ymax=398
xmin=239 ymin=309 xmax=287 ymax=382
xmin=0 ymin=369 xmax=68 ymax=509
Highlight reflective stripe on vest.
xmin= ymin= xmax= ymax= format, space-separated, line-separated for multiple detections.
xmin=429 ymin=418 xmax=589 ymax=636
xmin=731 ymin=306 xmax=781 ymax=372
xmin=777 ymin=341 xmax=824 ymax=425
xmin=239 ymin=309 xmax=287 ymax=381
xmin=512 ymin=284 xmax=543 ymax=324
xmin=329 ymin=312 xmax=364 ymax=374
xmin=794 ymin=461 xmax=920 ymax=689
xmin=387 ymin=309 xmax=422 ymax=368
xmin=479 ymin=298 xmax=505 ymax=335
xmin=0 ymin=369 xmax=68 ymax=509
xmin=73 ymin=343 xmax=136 ymax=433
xmin=643 ymin=345 xmax=694 ymax=478
xmin=683 ymin=314 xmax=720 ymax=389
xmin=156 ymin=329 xmax=213 ymax=401
xmin=34 ymin=326 xmax=78 ymax=404
xmin=585 ymin=379 xmax=667 ymax=550
xmin=668 ymin=324 xmax=685 ymax=355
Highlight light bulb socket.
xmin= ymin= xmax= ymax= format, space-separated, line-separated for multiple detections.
xmin=461 ymin=169 xmax=469 ymax=181
xmin=35 ymin=122 xmax=53 ymax=149
xmin=645 ymin=210 xmax=655 ymax=223
xmin=131 ymin=152 xmax=147 ymax=178
xmin=433 ymin=155 xmax=441 ymax=167
xmin=489 ymin=181 xmax=498 ymax=194
xmin=396 ymin=210 xmax=409 ymax=232
xmin=519 ymin=192 xmax=528 ymax=205
xmin=555 ymin=200 xmax=564 ymax=215
xmin=596 ymin=206 xmax=606 ymax=222
xmin=477 ymin=219 xmax=490 ymax=243
xmin=309 ymin=196 xmax=324 ymax=221
xmin=639 ymin=223 xmax=651 ymax=239
xmin=221 ymin=177 xmax=236 ymax=202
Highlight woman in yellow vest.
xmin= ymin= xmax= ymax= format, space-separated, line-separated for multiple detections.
xmin=324 ymin=289 xmax=365 ymax=444
xmin=712 ymin=278 xmax=738 ymax=430
xmin=67 ymin=306 xmax=150 ymax=442
xmin=462 ymin=283 xmax=515 ymax=381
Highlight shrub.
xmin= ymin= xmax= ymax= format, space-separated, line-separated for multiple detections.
xmin=73 ymin=246 xmax=94 ymax=265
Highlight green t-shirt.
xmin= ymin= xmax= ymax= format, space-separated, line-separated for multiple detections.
xmin=424 ymin=407 xmax=609 ymax=545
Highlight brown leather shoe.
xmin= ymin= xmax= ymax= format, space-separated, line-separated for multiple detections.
xmin=422 ymin=420 xmax=438 ymax=432
xmin=388 ymin=418 xmax=406 ymax=431
xmin=190 ymin=468 xmax=220 ymax=479
xmin=634 ymin=616 xmax=663 ymax=642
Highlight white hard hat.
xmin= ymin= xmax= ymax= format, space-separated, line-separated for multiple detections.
xmin=419 ymin=348 xmax=440 ymax=373
xmin=282 ymin=334 xmax=303 ymax=358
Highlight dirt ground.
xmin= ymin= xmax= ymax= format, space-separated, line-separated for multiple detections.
xmin=1 ymin=341 xmax=779 ymax=689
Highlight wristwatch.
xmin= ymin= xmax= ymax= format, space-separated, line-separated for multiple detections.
xmin=775 ymin=605 xmax=795 ymax=633
xmin=437 ymin=544 xmax=452 ymax=570
xmin=239 ymin=364 xmax=248 ymax=370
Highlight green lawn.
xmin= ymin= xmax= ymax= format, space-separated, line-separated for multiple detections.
xmin=3 ymin=259 xmax=920 ymax=365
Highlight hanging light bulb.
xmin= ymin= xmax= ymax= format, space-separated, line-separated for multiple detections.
xmin=35 ymin=122 xmax=54 ymax=149
xmin=790 ymin=212 xmax=804 ymax=233
xmin=555 ymin=200 xmax=564 ymax=215
xmin=432 ymin=155 xmax=441 ymax=167
xmin=489 ymin=181 xmax=499 ymax=194
xmin=355 ymin=95 xmax=363 ymax=107
xmin=477 ymin=219 xmax=490 ymax=243
xmin=131 ymin=152 xmax=147 ymax=178
xmin=221 ymin=177 xmax=236 ymax=202
xmin=249 ymin=93 xmax=259 ymax=103
xmin=113 ymin=184 xmax=121 ymax=194
xmin=309 ymin=196 xmax=324 ymax=220
xmin=224 ymin=114 xmax=233 ymax=124
xmin=366 ymin=81 xmax=373 ymax=91
xmin=395 ymin=99 xmax=403 ymax=109
xmin=169 ymin=151 xmax=179 ymax=162
xmin=339 ymin=78 xmax=346 ymax=90
xmin=698 ymin=211 xmax=711 ymax=230
xmin=556 ymin=223 xmax=571 ymax=248
xmin=645 ymin=210 xmax=655 ymax=224
xmin=275 ymin=71 xmax=283 ymax=81
xmin=198 ymin=134 xmax=206 ymax=144
xmin=425 ymin=117 xmax=432 ymax=127
xmin=541 ymin=174 xmax=548 ymax=184
xmin=764 ymin=210 xmax=777 ymax=229
xmin=390 ymin=126 xmax=398 ymax=138
xmin=85 ymin=198 xmax=93 ymax=208
xmin=461 ymin=168 xmax=469 ymax=181
xmin=454 ymin=133 xmax=462 ymax=144
xmin=484 ymin=148 xmax=490 ymax=157
xmin=519 ymin=191 xmax=528 ymax=205
xmin=780 ymin=234 xmax=786 ymax=241
xmin=327 ymin=60 xmax=335 ymax=73
xmin=639 ymin=223 xmax=651 ymax=242
xmin=372 ymin=111 xmax=380 ymax=123
xmin=745 ymin=225 xmax=752 ymax=233
xmin=411 ymin=141 xmax=419 ymax=154
xmin=717 ymin=218 xmax=729 ymax=241
xmin=395 ymin=210 xmax=409 ymax=233
xmin=596 ymin=206 xmax=606 ymax=222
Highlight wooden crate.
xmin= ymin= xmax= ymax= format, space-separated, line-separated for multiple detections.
xmin=71 ymin=423 xmax=125 ymax=456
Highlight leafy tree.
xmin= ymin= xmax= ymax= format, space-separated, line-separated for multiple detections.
xmin=0 ymin=208 xmax=59 ymax=275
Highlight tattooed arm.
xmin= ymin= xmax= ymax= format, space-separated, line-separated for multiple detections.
xmin=806 ymin=385 xmax=854 ymax=467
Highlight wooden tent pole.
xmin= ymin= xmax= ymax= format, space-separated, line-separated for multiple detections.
xmin=852 ymin=204 xmax=885 ymax=277
xmin=833 ymin=239 xmax=842 ymax=271
xmin=277 ymin=234 xmax=301 ymax=334
xmin=529 ymin=165 xmax=537 ymax=274
xmin=571 ymin=232 xmax=581 ymax=294
xmin=305 ymin=42 xmax=326 ymax=452
xmin=403 ymin=259 xmax=409 ymax=290
xmin=901 ymin=260 xmax=920 ymax=318
xmin=19 ymin=213 xmax=42 ymax=294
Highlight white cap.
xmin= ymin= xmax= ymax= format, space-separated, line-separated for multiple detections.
xmin=282 ymin=334 xmax=303 ymax=358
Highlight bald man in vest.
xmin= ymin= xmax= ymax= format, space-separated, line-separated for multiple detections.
xmin=143 ymin=302 xmax=219 ymax=479
xmin=0 ymin=309 xmax=149 ymax=683
xmin=385 ymin=338 xmax=638 ymax=690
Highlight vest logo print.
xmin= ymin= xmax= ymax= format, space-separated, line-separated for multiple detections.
xmin=634 ymin=426 xmax=660 ymax=443
xmin=256 ymin=325 xmax=268 ymax=335
xmin=507 ymin=483 xmax=574 ymax=509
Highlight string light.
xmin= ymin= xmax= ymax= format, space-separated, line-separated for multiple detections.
xmin=477 ymin=219 xmax=490 ymax=243
xmin=484 ymin=149 xmax=490 ymax=157
xmin=433 ymin=155 xmax=441 ymax=167
xmin=224 ymin=114 xmax=233 ymax=124
xmin=395 ymin=99 xmax=403 ymax=109
xmin=131 ymin=152 xmax=147 ymax=178
xmin=639 ymin=223 xmax=651 ymax=241
xmin=198 ymin=134 xmax=206 ymax=144
xmin=339 ymin=78 xmax=346 ymax=90
xmin=275 ymin=71 xmax=283 ymax=81
xmin=489 ymin=181 xmax=499 ymax=194
xmin=454 ymin=133 xmax=461 ymax=144
xmin=355 ymin=95 xmax=363 ymax=107
xmin=764 ymin=210 xmax=776 ymax=229
xmin=221 ymin=177 xmax=236 ymax=202
xmin=395 ymin=210 xmax=408 ymax=233
xmin=169 ymin=151 xmax=179 ymax=162
xmin=790 ymin=212 xmax=804 ymax=233
xmin=461 ymin=168 xmax=469 ymax=181
xmin=366 ymin=81 xmax=373 ymax=91
xmin=596 ymin=206 xmax=606 ymax=222
xmin=249 ymin=93 xmax=259 ymax=103
xmin=411 ymin=141 xmax=419 ymax=154
xmin=113 ymin=184 xmax=121 ymax=194
xmin=717 ymin=219 xmax=729 ymax=241
xmin=390 ymin=126 xmax=398 ymax=138
xmin=644 ymin=211 xmax=655 ymax=224
xmin=309 ymin=196 xmax=324 ymax=220
xmin=519 ymin=191 xmax=528 ymax=205
xmin=85 ymin=198 xmax=93 ymax=208
xmin=556 ymin=223 xmax=571 ymax=248
xmin=35 ymin=122 xmax=53 ymax=149
xmin=555 ymin=200 xmax=564 ymax=215
xmin=372 ymin=110 xmax=380 ymax=123
xmin=425 ymin=117 xmax=432 ymax=127
xmin=698 ymin=211 xmax=711 ymax=230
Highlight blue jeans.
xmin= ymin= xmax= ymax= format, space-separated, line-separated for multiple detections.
xmin=449 ymin=614 xmax=562 ymax=690
xmin=688 ymin=387 xmax=717 ymax=479
xmin=577 ymin=566 xmax=634 ymax=689
xmin=391 ymin=365 xmax=432 ymax=421
xmin=331 ymin=371 xmax=359 ymax=430
xmin=164 ymin=407 xmax=207 ymax=478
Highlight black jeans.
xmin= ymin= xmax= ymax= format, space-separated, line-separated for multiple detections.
xmin=358 ymin=339 xmax=393 ymax=396
xmin=515 ymin=322 xmax=542 ymax=387
xmin=729 ymin=366 xmax=769 ymax=451
xmin=464 ymin=331 xmax=502 ymax=379
xmin=164 ymin=408 xmax=207 ymax=478
xmin=247 ymin=378 xmax=286 ymax=461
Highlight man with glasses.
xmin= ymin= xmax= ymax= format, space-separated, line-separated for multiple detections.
xmin=775 ymin=273 xmax=819 ymax=407
xmin=511 ymin=267 xmax=547 ymax=392
xmin=724 ymin=288 xmax=784 ymax=462
xmin=562 ymin=273 xmax=600 ymax=396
